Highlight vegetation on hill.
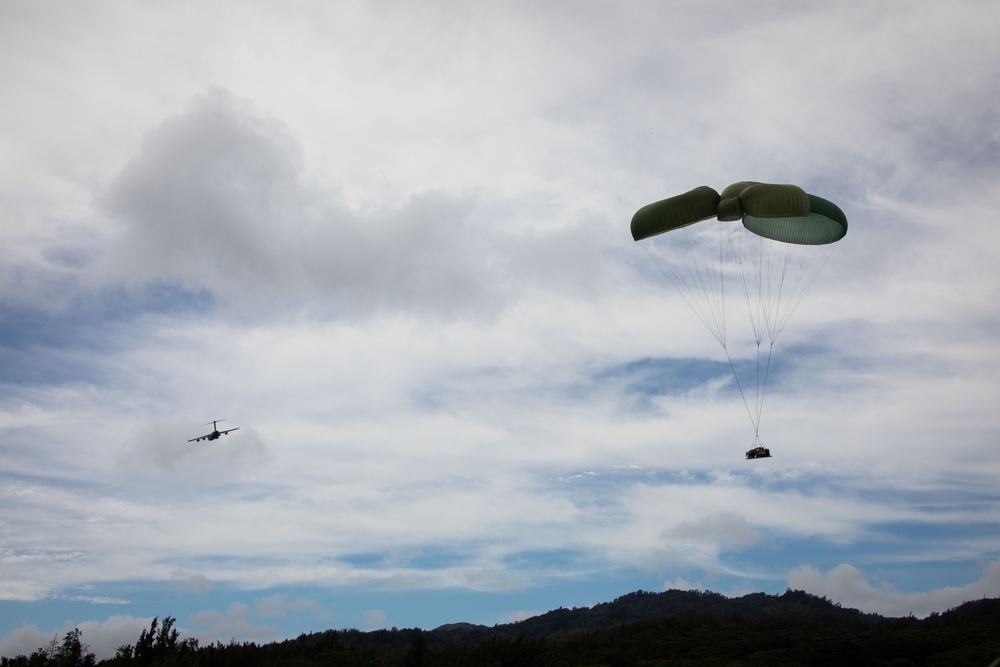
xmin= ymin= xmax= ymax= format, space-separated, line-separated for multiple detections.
xmin=4 ymin=589 xmax=999 ymax=666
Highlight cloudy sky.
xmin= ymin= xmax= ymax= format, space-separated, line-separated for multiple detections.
xmin=2 ymin=0 xmax=1000 ymax=659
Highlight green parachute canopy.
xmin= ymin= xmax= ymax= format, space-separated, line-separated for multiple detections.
xmin=631 ymin=182 xmax=847 ymax=244
xmin=629 ymin=185 xmax=721 ymax=241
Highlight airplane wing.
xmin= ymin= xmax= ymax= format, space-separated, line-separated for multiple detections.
xmin=188 ymin=433 xmax=211 ymax=442
xmin=219 ymin=427 xmax=240 ymax=435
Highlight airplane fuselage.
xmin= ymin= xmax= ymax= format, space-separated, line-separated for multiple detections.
xmin=188 ymin=422 xmax=239 ymax=442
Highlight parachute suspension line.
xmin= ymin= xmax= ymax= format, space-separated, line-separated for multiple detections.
xmin=646 ymin=246 xmax=724 ymax=347
xmin=726 ymin=225 xmax=806 ymax=439
xmin=755 ymin=341 xmax=763 ymax=431
xmin=724 ymin=226 xmax=768 ymax=435
xmin=641 ymin=215 xmax=837 ymax=444
xmin=723 ymin=342 xmax=759 ymax=436
xmin=716 ymin=220 xmax=727 ymax=349
xmin=727 ymin=225 xmax=766 ymax=346
xmin=650 ymin=221 xmax=769 ymax=435
xmin=678 ymin=221 xmax=728 ymax=347
xmin=643 ymin=224 xmax=730 ymax=348
xmin=745 ymin=242 xmax=835 ymax=436
xmin=754 ymin=340 xmax=775 ymax=436
xmin=767 ymin=245 xmax=836 ymax=343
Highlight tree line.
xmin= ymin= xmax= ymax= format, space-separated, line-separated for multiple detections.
xmin=4 ymin=590 xmax=999 ymax=666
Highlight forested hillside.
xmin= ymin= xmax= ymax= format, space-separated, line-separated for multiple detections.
xmin=4 ymin=589 xmax=999 ymax=666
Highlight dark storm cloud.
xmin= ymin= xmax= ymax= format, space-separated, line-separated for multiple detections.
xmin=91 ymin=89 xmax=605 ymax=320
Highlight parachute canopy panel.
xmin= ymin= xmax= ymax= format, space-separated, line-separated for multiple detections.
xmin=717 ymin=182 xmax=811 ymax=223
xmin=743 ymin=194 xmax=848 ymax=245
xmin=630 ymin=186 xmax=721 ymax=241
xmin=738 ymin=183 xmax=810 ymax=219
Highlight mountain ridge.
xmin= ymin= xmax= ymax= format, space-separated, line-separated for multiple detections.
xmin=276 ymin=589 xmax=1000 ymax=665
xmin=6 ymin=588 xmax=999 ymax=665
xmin=425 ymin=587 xmax=884 ymax=640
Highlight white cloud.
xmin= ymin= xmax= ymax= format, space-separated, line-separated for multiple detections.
xmin=172 ymin=570 xmax=214 ymax=594
xmin=117 ymin=419 xmax=271 ymax=483
xmin=664 ymin=577 xmax=704 ymax=592
xmin=788 ymin=559 xmax=1000 ymax=618
xmin=2 ymin=0 xmax=1000 ymax=652
xmin=0 ymin=615 xmax=156 ymax=663
xmin=254 ymin=594 xmax=319 ymax=619
xmin=356 ymin=609 xmax=389 ymax=631
xmin=0 ymin=625 xmax=56 ymax=662
xmin=191 ymin=603 xmax=282 ymax=644
xmin=666 ymin=512 xmax=760 ymax=548
xmin=79 ymin=88 xmax=608 ymax=321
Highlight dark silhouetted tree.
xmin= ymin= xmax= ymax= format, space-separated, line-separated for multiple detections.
xmin=53 ymin=629 xmax=95 ymax=667
xmin=119 ymin=616 xmax=197 ymax=666
xmin=403 ymin=632 xmax=429 ymax=667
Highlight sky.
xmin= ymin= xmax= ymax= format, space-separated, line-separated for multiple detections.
xmin=2 ymin=0 xmax=1000 ymax=660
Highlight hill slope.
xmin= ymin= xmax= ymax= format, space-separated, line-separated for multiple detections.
xmin=277 ymin=589 xmax=1000 ymax=666
xmin=5 ymin=589 xmax=999 ymax=666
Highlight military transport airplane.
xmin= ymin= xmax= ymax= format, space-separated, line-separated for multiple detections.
xmin=188 ymin=420 xmax=239 ymax=443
